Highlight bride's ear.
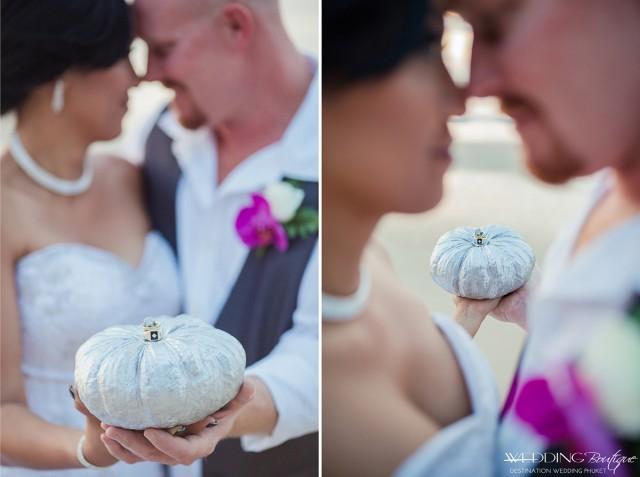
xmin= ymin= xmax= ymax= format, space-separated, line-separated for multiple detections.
xmin=219 ymin=3 xmax=255 ymax=51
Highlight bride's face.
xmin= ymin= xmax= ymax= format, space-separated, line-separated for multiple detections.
xmin=323 ymin=48 xmax=463 ymax=216
xmin=63 ymin=58 xmax=139 ymax=141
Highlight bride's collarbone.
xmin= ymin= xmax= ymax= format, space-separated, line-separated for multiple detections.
xmin=326 ymin=296 xmax=438 ymax=379
xmin=13 ymin=195 xmax=148 ymax=265
xmin=3 ymin=156 xmax=148 ymax=266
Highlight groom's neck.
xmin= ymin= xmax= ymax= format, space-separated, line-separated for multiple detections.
xmin=614 ymin=161 xmax=640 ymax=210
xmin=211 ymin=49 xmax=313 ymax=185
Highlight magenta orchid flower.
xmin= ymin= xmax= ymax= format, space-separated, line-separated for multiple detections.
xmin=516 ymin=365 xmax=630 ymax=477
xmin=235 ymin=194 xmax=289 ymax=252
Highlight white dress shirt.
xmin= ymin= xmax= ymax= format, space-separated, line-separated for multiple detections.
xmin=159 ymin=65 xmax=319 ymax=467
xmin=497 ymin=171 xmax=640 ymax=476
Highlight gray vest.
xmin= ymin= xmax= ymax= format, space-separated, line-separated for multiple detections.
xmin=143 ymin=120 xmax=319 ymax=477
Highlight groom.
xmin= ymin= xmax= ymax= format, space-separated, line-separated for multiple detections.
xmin=101 ymin=0 xmax=319 ymax=476
xmin=447 ymin=0 xmax=640 ymax=475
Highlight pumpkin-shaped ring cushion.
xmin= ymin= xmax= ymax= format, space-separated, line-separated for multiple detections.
xmin=430 ymin=225 xmax=535 ymax=300
xmin=74 ymin=315 xmax=246 ymax=430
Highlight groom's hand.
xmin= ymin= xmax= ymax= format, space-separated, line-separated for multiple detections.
xmin=100 ymin=381 xmax=255 ymax=466
xmin=488 ymin=286 xmax=529 ymax=329
xmin=489 ymin=266 xmax=540 ymax=330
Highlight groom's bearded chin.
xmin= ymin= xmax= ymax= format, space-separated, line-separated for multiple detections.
xmin=176 ymin=110 xmax=207 ymax=130
xmin=501 ymin=95 xmax=583 ymax=185
xmin=522 ymin=142 xmax=584 ymax=185
xmin=166 ymin=87 xmax=207 ymax=130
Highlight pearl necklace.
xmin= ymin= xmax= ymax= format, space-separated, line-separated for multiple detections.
xmin=322 ymin=267 xmax=372 ymax=321
xmin=10 ymin=132 xmax=94 ymax=196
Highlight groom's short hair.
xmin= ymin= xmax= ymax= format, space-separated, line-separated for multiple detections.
xmin=189 ymin=0 xmax=280 ymax=18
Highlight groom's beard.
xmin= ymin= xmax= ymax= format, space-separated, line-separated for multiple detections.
xmin=164 ymin=81 xmax=208 ymax=130
xmin=523 ymin=142 xmax=584 ymax=185
xmin=170 ymin=98 xmax=207 ymax=130
xmin=501 ymin=95 xmax=584 ymax=185
xmin=177 ymin=111 xmax=207 ymax=130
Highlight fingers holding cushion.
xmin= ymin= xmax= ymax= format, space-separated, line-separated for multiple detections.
xmin=103 ymin=426 xmax=178 ymax=465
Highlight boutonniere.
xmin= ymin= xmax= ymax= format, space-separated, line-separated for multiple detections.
xmin=514 ymin=295 xmax=640 ymax=476
xmin=235 ymin=180 xmax=318 ymax=255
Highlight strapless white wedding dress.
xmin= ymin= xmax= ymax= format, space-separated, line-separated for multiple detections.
xmin=2 ymin=231 xmax=181 ymax=477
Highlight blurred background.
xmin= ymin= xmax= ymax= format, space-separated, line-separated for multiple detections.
xmin=375 ymin=13 xmax=594 ymax=399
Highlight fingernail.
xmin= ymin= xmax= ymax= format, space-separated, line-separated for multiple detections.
xmin=206 ymin=419 xmax=219 ymax=428
xmin=68 ymin=385 xmax=75 ymax=400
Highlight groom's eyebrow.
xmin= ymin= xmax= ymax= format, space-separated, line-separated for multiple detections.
xmin=446 ymin=0 xmax=515 ymax=20
xmin=148 ymin=40 xmax=177 ymax=57
xmin=142 ymin=33 xmax=176 ymax=51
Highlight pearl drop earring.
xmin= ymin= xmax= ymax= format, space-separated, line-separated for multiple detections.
xmin=51 ymin=79 xmax=65 ymax=113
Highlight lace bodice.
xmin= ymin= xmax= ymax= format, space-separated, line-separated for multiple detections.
xmin=16 ymin=231 xmax=181 ymax=381
xmin=3 ymin=231 xmax=181 ymax=477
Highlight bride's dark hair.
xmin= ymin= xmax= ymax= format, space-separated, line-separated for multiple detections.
xmin=323 ymin=0 xmax=441 ymax=90
xmin=1 ymin=0 xmax=132 ymax=115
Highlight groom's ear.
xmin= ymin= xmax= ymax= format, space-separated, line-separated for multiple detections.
xmin=219 ymin=3 xmax=255 ymax=51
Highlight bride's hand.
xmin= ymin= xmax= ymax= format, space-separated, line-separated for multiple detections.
xmin=99 ymin=381 xmax=255 ymax=466
xmin=70 ymin=385 xmax=118 ymax=467
xmin=453 ymin=295 xmax=501 ymax=336
xmin=452 ymin=267 xmax=540 ymax=334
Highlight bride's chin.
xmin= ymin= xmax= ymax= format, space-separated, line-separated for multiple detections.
xmin=97 ymin=123 xmax=124 ymax=142
xmin=414 ymin=186 xmax=445 ymax=214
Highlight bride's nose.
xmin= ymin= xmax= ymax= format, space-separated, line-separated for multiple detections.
xmin=127 ymin=58 xmax=141 ymax=87
xmin=442 ymin=68 xmax=466 ymax=117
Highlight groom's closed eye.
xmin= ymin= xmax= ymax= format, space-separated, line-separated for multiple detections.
xmin=149 ymin=42 xmax=176 ymax=60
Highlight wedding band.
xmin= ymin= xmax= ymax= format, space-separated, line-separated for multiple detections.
xmin=76 ymin=435 xmax=113 ymax=469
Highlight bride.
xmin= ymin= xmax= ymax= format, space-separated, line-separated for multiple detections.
xmin=1 ymin=1 xmax=180 ymax=475
xmin=322 ymin=0 xmax=504 ymax=476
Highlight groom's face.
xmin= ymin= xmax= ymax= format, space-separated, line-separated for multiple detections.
xmin=451 ymin=0 xmax=640 ymax=183
xmin=134 ymin=0 xmax=233 ymax=129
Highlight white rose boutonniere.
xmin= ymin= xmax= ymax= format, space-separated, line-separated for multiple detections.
xmin=263 ymin=181 xmax=305 ymax=222
xmin=579 ymin=304 xmax=640 ymax=438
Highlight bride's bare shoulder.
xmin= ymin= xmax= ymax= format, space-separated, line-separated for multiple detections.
xmin=1 ymin=150 xmax=23 ymax=189
xmin=1 ymin=151 xmax=34 ymax=215
xmin=0 ymin=153 xmax=30 ymax=258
